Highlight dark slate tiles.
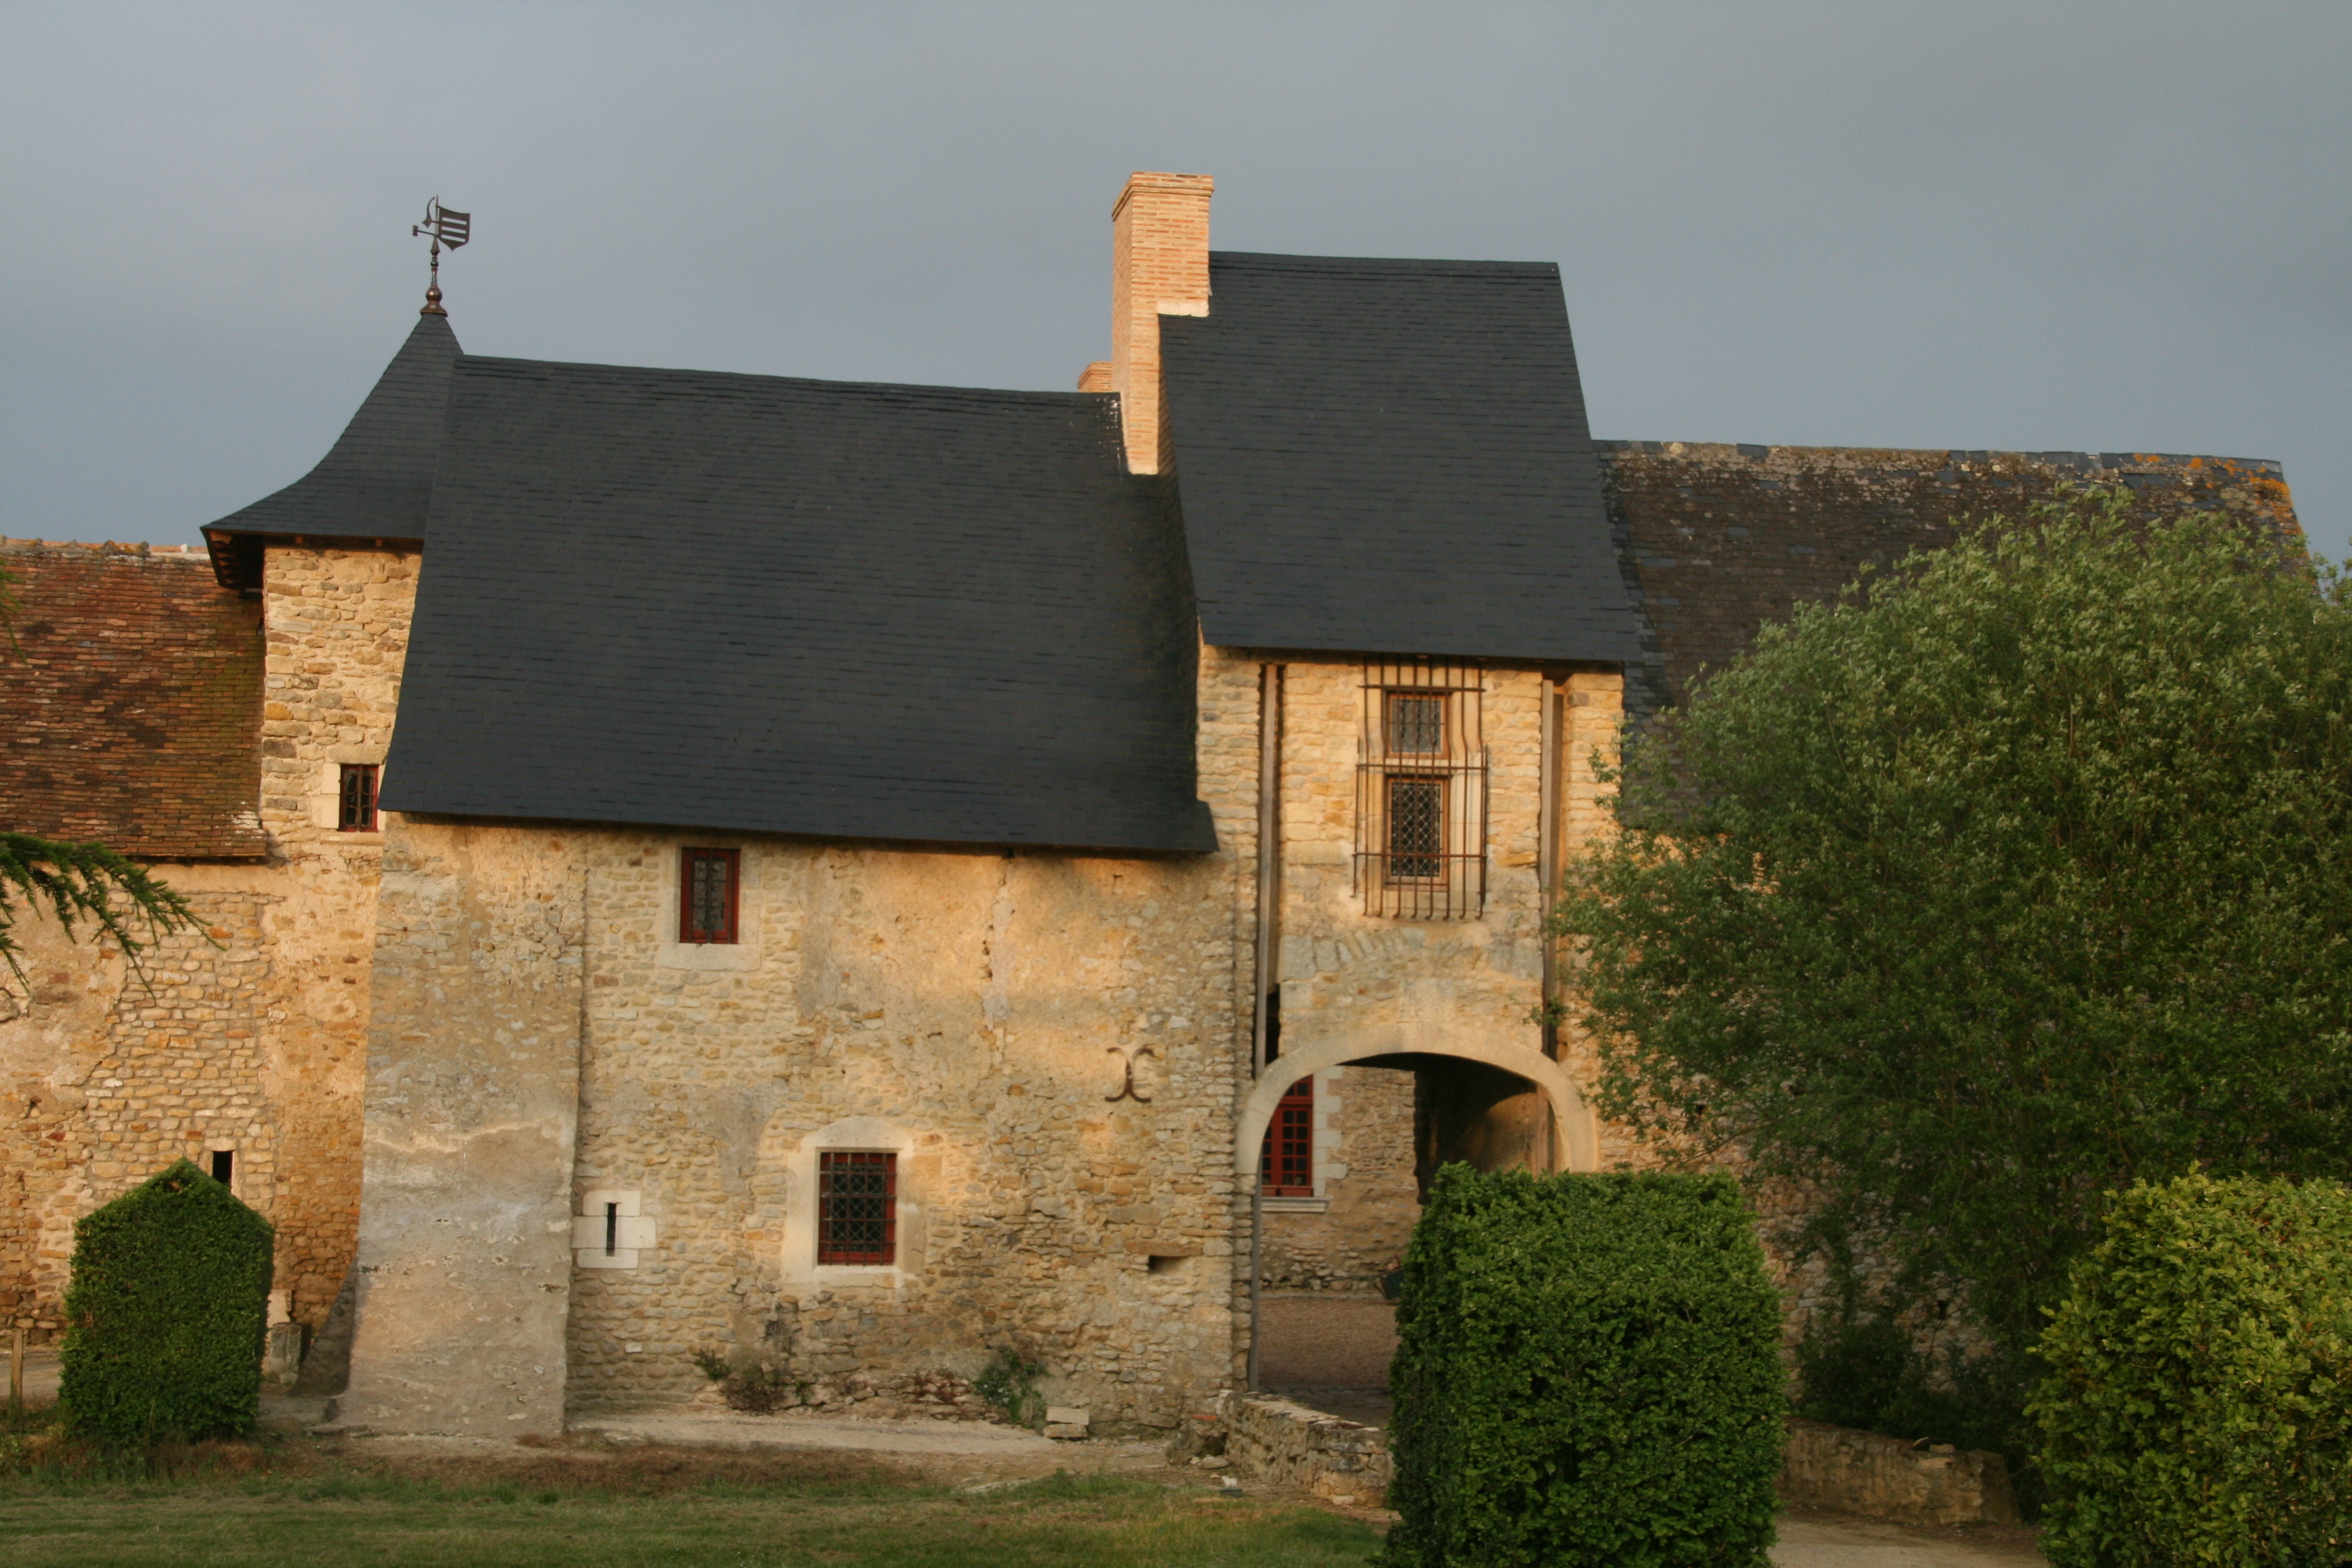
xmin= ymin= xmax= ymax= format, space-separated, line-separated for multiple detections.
xmin=203 ymin=314 xmax=462 ymax=588
xmin=381 ymin=356 xmax=1217 ymax=854
xmin=1160 ymin=252 xmax=1645 ymax=663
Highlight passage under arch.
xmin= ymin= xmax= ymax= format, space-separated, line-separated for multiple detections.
xmin=1233 ymin=1031 xmax=1596 ymax=1178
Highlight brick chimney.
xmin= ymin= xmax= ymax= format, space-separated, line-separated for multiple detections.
xmin=1108 ymin=172 xmax=1213 ymax=475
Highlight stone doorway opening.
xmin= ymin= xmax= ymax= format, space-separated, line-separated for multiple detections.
xmin=1247 ymin=1051 xmax=1572 ymax=1428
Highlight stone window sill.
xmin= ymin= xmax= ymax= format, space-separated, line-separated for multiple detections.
xmin=1260 ymin=1196 xmax=1328 ymax=1214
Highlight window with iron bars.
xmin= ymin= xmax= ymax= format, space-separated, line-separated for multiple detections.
xmin=337 ymin=764 xmax=379 ymax=832
xmin=817 ymin=1151 xmax=896 ymax=1265
xmin=1354 ymin=663 xmax=1488 ymax=918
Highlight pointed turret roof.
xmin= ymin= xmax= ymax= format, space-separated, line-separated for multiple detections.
xmin=203 ymin=313 xmax=461 ymax=589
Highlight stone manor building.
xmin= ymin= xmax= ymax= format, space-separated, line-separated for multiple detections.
xmin=1 ymin=172 xmax=2301 ymax=1434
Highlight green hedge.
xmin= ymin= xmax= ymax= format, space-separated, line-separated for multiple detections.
xmin=1379 ymin=1168 xmax=1785 ymax=1567
xmin=60 ymin=1159 xmax=275 ymax=1442
xmin=2031 ymin=1172 xmax=2352 ymax=1566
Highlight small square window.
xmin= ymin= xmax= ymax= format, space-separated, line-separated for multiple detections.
xmin=1385 ymin=692 xmax=1445 ymax=756
xmin=338 ymin=764 xmax=380 ymax=832
xmin=679 ymin=848 xmax=740 ymax=944
xmin=1259 ymin=1079 xmax=1314 ymax=1197
xmin=817 ymin=1151 xmax=897 ymax=1265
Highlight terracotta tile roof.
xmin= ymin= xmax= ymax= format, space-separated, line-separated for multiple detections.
xmin=1 ymin=540 xmax=266 ymax=858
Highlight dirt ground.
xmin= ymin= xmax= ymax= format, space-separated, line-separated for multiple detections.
xmin=1257 ymin=1292 xmax=1399 ymax=1388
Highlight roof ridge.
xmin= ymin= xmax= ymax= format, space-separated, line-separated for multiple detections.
xmin=454 ymin=353 xmax=1115 ymax=406
xmin=1208 ymin=250 xmax=1559 ymax=276
xmin=1593 ymin=440 xmax=2285 ymax=474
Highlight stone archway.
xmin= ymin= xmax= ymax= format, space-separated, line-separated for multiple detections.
xmin=1234 ymin=1030 xmax=1598 ymax=1179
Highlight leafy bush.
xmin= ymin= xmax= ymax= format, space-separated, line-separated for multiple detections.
xmin=59 ymin=1159 xmax=274 ymax=1442
xmin=1380 ymin=1168 xmax=1785 ymax=1567
xmin=2031 ymin=1172 xmax=2352 ymax=1567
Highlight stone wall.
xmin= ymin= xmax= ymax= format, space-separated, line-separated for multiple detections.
xmin=339 ymin=638 xmax=1270 ymax=1436
xmin=251 ymin=544 xmax=417 ymax=1325
xmin=1224 ymin=1393 xmax=1391 ymax=1503
xmin=0 ymin=542 xmax=414 ymax=1344
xmin=1779 ymin=1417 xmax=2022 ymax=1526
xmin=1267 ymin=659 xmax=1626 ymax=1168
xmin=1260 ymin=1065 xmax=1417 ymax=1292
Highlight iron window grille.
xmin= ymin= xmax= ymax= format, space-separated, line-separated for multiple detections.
xmin=817 ymin=1151 xmax=897 ymax=1265
xmin=1259 ymin=1078 xmax=1315 ymax=1197
xmin=337 ymin=764 xmax=380 ymax=832
xmin=679 ymin=848 xmax=740 ymax=944
xmin=1355 ymin=663 xmax=1488 ymax=918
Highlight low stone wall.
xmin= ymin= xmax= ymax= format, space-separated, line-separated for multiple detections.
xmin=1225 ymin=1394 xmax=1391 ymax=1503
xmin=1778 ymin=1417 xmax=2021 ymax=1526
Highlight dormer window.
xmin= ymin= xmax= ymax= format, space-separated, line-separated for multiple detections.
xmin=1356 ymin=664 xmax=1488 ymax=918
xmin=679 ymin=848 xmax=740 ymax=944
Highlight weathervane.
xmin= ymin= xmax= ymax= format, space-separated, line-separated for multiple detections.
xmin=411 ymin=197 xmax=471 ymax=316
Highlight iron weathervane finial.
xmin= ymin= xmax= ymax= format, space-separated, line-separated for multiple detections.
xmin=411 ymin=197 xmax=472 ymax=316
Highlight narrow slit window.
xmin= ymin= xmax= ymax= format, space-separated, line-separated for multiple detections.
xmin=210 ymin=1149 xmax=234 ymax=1187
xmin=817 ymin=1151 xmax=897 ymax=1265
xmin=1259 ymin=1079 xmax=1315 ymax=1197
xmin=679 ymin=848 xmax=741 ymax=944
xmin=337 ymin=764 xmax=380 ymax=832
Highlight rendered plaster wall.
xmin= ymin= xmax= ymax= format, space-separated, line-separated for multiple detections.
xmin=0 ymin=544 xmax=413 ymax=1341
xmin=340 ymin=821 xmax=587 ymax=1436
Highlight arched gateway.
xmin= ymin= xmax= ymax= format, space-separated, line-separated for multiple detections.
xmin=1234 ymin=1032 xmax=1600 ymax=1178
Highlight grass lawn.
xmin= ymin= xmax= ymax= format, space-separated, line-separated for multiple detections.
xmin=0 ymin=1414 xmax=1384 ymax=1567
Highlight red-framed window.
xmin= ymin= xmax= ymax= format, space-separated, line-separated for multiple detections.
xmin=817 ymin=1151 xmax=897 ymax=1264
xmin=338 ymin=764 xmax=380 ymax=832
xmin=1259 ymin=1078 xmax=1315 ymax=1197
xmin=679 ymin=848 xmax=740 ymax=944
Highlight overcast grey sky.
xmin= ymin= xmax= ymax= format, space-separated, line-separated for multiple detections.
xmin=4 ymin=2 xmax=2345 ymax=556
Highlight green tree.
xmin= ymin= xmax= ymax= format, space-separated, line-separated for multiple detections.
xmin=0 ymin=560 xmax=202 ymax=992
xmin=1553 ymin=491 xmax=2352 ymax=1443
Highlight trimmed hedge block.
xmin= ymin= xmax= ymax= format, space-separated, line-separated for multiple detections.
xmin=2031 ymin=1172 xmax=2352 ymax=1567
xmin=1380 ymin=1168 xmax=1785 ymax=1567
xmin=60 ymin=1158 xmax=275 ymax=1441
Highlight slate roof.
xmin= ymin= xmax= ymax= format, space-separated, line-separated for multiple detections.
xmin=201 ymin=314 xmax=461 ymax=591
xmin=380 ymin=356 xmax=1218 ymax=854
xmin=0 ymin=541 xmax=265 ymax=858
xmin=1600 ymin=442 xmax=2306 ymax=713
xmin=1160 ymin=252 xmax=1645 ymax=663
